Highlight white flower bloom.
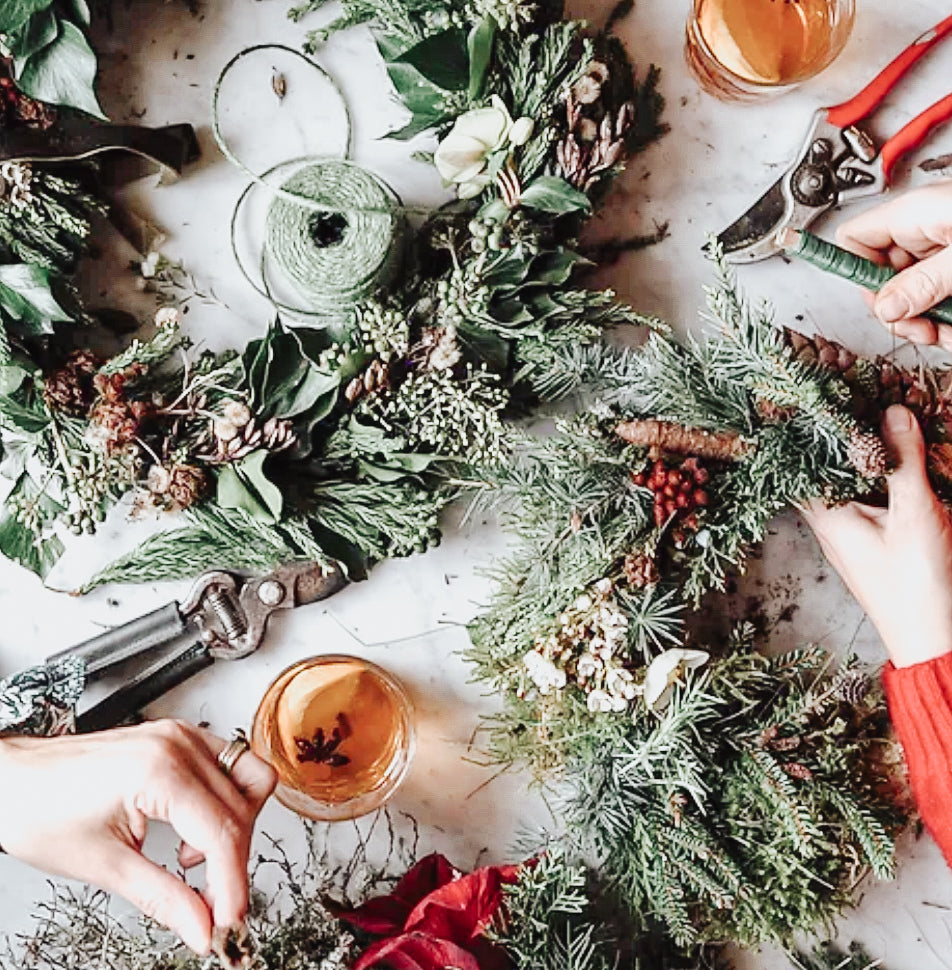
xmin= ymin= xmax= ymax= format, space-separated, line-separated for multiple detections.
xmin=435 ymin=95 xmax=514 ymax=196
xmin=523 ymin=650 xmax=567 ymax=695
xmin=140 ymin=251 xmax=160 ymax=279
xmin=586 ymin=689 xmax=614 ymax=713
xmin=594 ymin=577 xmax=613 ymax=597
xmin=154 ymin=306 xmax=180 ymax=329
xmin=509 ymin=116 xmax=534 ymax=147
xmin=643 ymin=649 xmax=710 ymax=711
xmin=576 ymin=654 xmax=599 ymax=679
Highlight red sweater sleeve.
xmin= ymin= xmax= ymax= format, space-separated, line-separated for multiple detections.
xmin=883 ymin=653 xmax=952 ymax=867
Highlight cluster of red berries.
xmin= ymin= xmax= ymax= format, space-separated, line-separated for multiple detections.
xmin=0 ymin=76 xmax=55 ymax=129
xmin=631 ymin=456 xmax=710 ymax=528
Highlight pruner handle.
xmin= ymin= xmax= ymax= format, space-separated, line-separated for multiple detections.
xmin=880 ymin=92 xmax=952 ymax=184
xmin=47 ymin=602 xmax=186 ymax=677
xmin=826 ymin=13 xmax=952 ymax=130
xmin=76 ymin=641 xmax=213 ymax=734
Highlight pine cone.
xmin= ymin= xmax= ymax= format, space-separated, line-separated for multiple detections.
xmin=930 ymin=442 xmax=952 ymax=484
xmin=345 ymin=358 xmax=391 ymax=405
xmin=846 ymin=429 xmax=889 ymax=480
xmin=623 ymin=549 xmax=660 ymax=588
xmin=215 ymin=414 xmax=296 ymax=462
xmin=43 ymin=350 xmax=103 ymax=416
xmin=147 ymin=463 xmax=209 ymax=511
xmin=784 ymin=327 xmax=952 ymax=422
xmin=754 ymin=396 xmax=797 ymax=423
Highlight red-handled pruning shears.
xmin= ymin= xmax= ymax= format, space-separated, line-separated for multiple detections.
xmin=717 ymin=14 xmax=952 ymax=263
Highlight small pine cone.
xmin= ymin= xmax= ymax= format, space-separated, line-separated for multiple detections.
xmin=623 ymin=550 xmax=660 ymax=588
xmin=345 ymin=358 xmax=391 ymax=405
xmin=261 ymin=416 xmax=296 ymax=452
xmin=781 ymin=762 xmax=815 ymax=783
xmin=754 ymin=396 xmax=797 ymax=423
xmin=832 ymin=668 xmax=870 ymax=706
xmin=43 ymin=351 xmax=103 ymax=416
xmin=166 ymin=464 xmax=209 ymax=511
xmin=846 ymin=429 xmax=889 ymax=479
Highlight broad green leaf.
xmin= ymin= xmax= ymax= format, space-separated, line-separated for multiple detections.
xmin=0 ymin=472 xmax=64 ymax=580
xmin=9 ymin=8 xmax=59 ymax=69
xmin=0 ymin=363 xmax=28 ymax=396
xmin=216 ymin=451 xmax=284 ymax=523
xmin=0 ymin=263 xmax=71 ymax=335
xmin=1 ymin=0 xmax=55 ymax=35
xmin=388 ymin=106 xmax=450 ymax=141
xmin=519 ymin=176 xmax=592 ymax=215
xmin=467 ymin=19 xmax=495 ymax=100
xmin=0 ymin=437 xmax=36 ymax=480
xmin=526 ymin=249 xmax=590 ymax=286
xmin=477 ymin=198 xmax=508 ymax=223
xmin=63 ymin=0 xmax=91 ymax=26
xmin=0 ymin=393 xmax=50 ymax=433
xmin=16 ymin=21 xmax=106 ymax=119
xmin=395 ymin=29 xmax=468 ymax=92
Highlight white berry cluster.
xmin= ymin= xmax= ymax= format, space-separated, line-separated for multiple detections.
xmin=523 ymin=578 xmax=636 ymax=714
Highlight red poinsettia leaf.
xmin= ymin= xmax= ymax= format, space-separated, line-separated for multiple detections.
xmin=353 ymin=933 xmax=483 ymax=970
xmin=404 ymin=864 xmax=522 ymax=943
xmin=334 ymin=897 xmax=412 ymax=936
xmin=470 ymin=935 xmax=516 ymax=970
xmin=392 ymin=853 xmax=460 ymax=907
xmin=335 ymin=853 xmax=459 ymax=935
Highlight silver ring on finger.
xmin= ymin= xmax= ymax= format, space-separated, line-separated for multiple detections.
xmin=216 ymin=728 xmax=251 ymax=778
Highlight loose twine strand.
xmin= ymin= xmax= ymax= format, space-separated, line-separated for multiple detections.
xmin=211 ymin=44 xmax=431 ymax=319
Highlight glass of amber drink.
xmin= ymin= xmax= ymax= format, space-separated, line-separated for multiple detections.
xmin=686 ymin=0 xmax=855 ymax=101
xmin=251 ymin=655 xmax=415 ymax=821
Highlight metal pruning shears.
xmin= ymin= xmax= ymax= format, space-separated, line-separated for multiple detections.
xmin=47 ymin=562 xmax=345 ymax=734
xmin=717 ymin=13 xmax=952 ymax=264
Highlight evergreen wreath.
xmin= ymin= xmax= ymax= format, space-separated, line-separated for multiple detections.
xmin=0 ymin=1 xmax=947 ymax=969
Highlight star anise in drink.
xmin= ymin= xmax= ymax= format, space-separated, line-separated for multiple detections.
xmin=295 ymin=722 xmax=351 ymax=767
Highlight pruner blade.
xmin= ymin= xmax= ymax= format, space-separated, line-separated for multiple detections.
xmin=714 ymin=177 xmax=790 ymax=263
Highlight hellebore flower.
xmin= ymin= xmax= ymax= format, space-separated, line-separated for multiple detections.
xmin=434 ymin=96 xmax=533 ymax=200
xmin=336 ymin=852 xmax=523 ymax=970
xmin=642 ymin=648 xmax=710 ymax=711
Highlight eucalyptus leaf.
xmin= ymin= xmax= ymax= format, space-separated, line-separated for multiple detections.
xmin=0 ymin=472 xmax=64 ymax=580
xmin=0 ymin=263 xmax=72 ymax=336
xmin=394 ymin=28 xmax=468 ymax=92
xmin=16 ymin=20 xmax=106 ymax=119
xmin=216 ymin=450 xmax=284 ymax=523
xmin=467 ymin=19 xmax=495 ymax=100
xmin=519 ymin=176 xmax=592 ymax=215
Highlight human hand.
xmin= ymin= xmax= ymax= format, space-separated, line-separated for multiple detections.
xmin=0 ymin=719 xmax=276 ymax=954
xmin=836 ymin=179 xmax=952 ymax=351
xmin=802 ymin=405 xmax=952 ymax=668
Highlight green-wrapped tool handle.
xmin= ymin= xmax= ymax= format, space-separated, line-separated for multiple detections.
xmin=787 ymin=230 xmax=952 ymax=327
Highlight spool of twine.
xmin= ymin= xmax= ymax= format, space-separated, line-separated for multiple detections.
xmin=213 ymin=45 xmax=418 ymax=321
xmin=264 ymin=160 xmax=404 ymax=318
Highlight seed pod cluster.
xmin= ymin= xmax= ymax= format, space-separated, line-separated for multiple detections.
xmin=631 ymin=456 xmax=710 ymax=528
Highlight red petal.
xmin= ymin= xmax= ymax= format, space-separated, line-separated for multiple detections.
xmin=337 ymin=854 xmax=459 ymax=935
xmin=354 ymin=933 xmax=483 ymax=970
xmin=404 ymin=864 xmax=521 ymax=943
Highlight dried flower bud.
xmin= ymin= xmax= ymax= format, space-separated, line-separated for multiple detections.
xmin=146 ymin=464 xmax=173 ymax=495
xmin=572 ymin=75 xmax=602 ymax=105
xmin=154 ymin=306 xmax=180 ymax=329
xmin=222 ymin=401 xmax=252 ymax=426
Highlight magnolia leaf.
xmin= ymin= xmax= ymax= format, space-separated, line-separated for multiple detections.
xmin=2 ymin=0 xmax=55 ymax=35
xmin=394 ymin=29 xmax=468 ymax=92
xmin=16 ymin=21 xmax=106 ymax=119
xmin=519 ymin=176 xmax=592 ymax=215
xmin=0 ymin=263 xmax=72 ymax=335
xmin=0 ymin=393 xmax=50 ymax=433
xmin=63 ymin=0 xmax=91 ymax=26
xmin=0 ymin=363 xmax=28 ymax=396
xmin=525 ymin=249 xmax=590 ymax=286
xmin=216 ymin=450 xmax=284 ymax=523
xmin=467 ymin=19 xmax=495 ymax=100
xmin=10 ymin=8 xmax=59 ymax=69
xmin=388 ymin=106 xmax=449 ymax=141
xmin=0 ymin=472 xmax=64 ymax=580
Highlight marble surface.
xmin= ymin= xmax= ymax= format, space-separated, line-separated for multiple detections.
xmin=3 ymin=0 xmax=952 ymax=966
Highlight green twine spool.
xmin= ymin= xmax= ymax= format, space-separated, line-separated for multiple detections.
xmin=264 ymin=161 xmax=404 ymax=318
